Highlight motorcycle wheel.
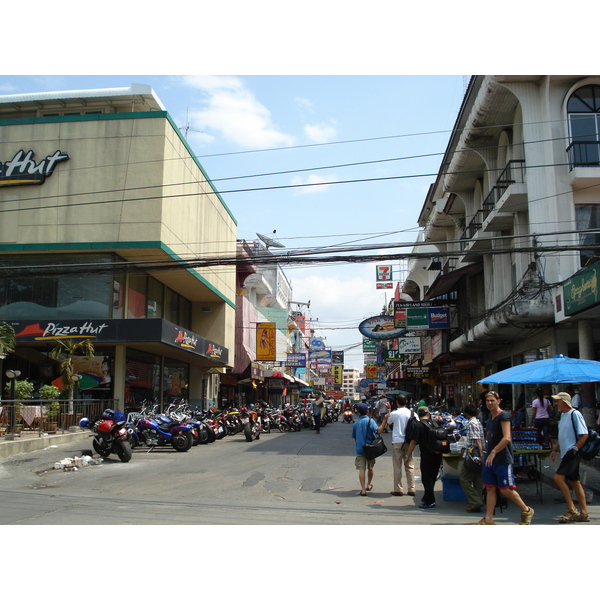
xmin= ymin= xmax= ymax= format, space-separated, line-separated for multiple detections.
xmin=253 ymin=427 xmax=260 ymax=440
xmin=227 ymin=423 xmax=238 ymax=436
xmin=244 ymin=422 xmax=254 ymax=442
xmin=216 ymin=422 xmax=228 ymax=439
xmin=207 ymin=427 xmax=217 ymax=443
xmin=277 ymin=421 xmax=289 ymax=432
xmin=92 ymin=438 xmax=112 ymax=457
xmin=198 ymin=426 xmax=210 ymax=445
xmin=171 ymin=431 xmax=193 ymax=452
xmin=263 ymin=420 xmax=271 ymax=434
xmin=115 ymin=439 xmax=133 ymax=463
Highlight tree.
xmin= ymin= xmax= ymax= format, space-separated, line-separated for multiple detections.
xmin=0 ymin=321 xmax=16 ymax=358
xmin=50 ymin=338 xmax=95 ymax=400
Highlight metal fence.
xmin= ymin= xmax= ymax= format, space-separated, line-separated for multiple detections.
xmin=0 ymin=398 xmax=116 ymax=439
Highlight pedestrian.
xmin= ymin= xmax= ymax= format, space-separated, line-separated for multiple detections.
xmin=312 ymin=392 xmax=324 ymax=434
xmin=478 ymin=391 xmax=534 ymax=525
xmin=530 ymin=387 xmax=553 ymax=447
xmin=417 ymin=394 xmax=428 ymax=409
xmin=478 ymin=384 xmax=491 ymax=427
xmin=376 ymin=395 xmax=390 ymax=431
xmin=378 ymin=395 xmax=415 ymax=497
xmin=352 ymin=402 xmax=378 ymax=496
xmin=512 ymin=384 xmax=527 ymax=428
xmin=565 ymin=385 xmax=581 ymax=410
xmin=550 ymin=391 xmax=590 ymax=523
xmin=404 ymin=406 xmax=441 ymax=509
xmin=459 ymin=404 xmax=485 ymax=513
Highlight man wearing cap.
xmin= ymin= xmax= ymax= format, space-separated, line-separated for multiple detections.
xmin=550 ymin=391 xmax=590 ymax=523
xmin=404 ymin=406 xmax=441 ymax=509
xmin=352 ymin=403 xmax=378 ymax=496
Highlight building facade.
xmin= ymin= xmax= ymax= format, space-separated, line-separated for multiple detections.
xmin=404 ymin=75 xmax=600 ymax=423
xmin=0 ymin=84 xmax=237 ymax=411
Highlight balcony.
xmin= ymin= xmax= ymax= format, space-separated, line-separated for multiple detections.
xmin=567 ymin=142 xmax=600 ymax=188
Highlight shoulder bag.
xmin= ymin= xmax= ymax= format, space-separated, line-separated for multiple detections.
xmin=571 ymin=410 xmax=600 ymax=461
xmin=362 ymin=418 xmax=387 ymax=460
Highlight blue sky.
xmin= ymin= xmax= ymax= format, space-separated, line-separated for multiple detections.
xmin=0 ymin=74 xmax=468 ymax=369
xmin=0 ymin=4 xmax=581 ymax=371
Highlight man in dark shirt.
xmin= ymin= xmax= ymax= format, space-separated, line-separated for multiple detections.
xmin=478 ymin=391 xmax=534 ymax=525
xmin=405 ymin=406 xmax=441 ymax=509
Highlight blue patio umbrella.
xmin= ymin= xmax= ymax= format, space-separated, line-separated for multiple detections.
xmin=478 ymin=355 xmax=600 ymax=384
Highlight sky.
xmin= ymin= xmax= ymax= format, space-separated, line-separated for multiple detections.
xmin=0 ymin=73 xmax=466 ymax=370
xmin=0 ymin=3 xmax=580 ymax=375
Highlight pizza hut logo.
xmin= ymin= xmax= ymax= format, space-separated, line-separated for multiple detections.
xmin=174 ymin=330 xmax=197 ymax=349
xmin=0 ymin=149 xmax=70 ymax=187
xmin=206 ymin=343 xmax=223 ymax=358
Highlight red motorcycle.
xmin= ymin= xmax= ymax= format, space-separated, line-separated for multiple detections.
xmin=80 ymin=409 xmax=133 ymax=463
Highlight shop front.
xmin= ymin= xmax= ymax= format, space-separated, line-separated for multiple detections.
xmin=5 ymin=318 xmax=229 ymax=413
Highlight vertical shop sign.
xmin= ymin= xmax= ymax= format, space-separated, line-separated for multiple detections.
xmin=256 ymin=322 xmax=276 ymax=361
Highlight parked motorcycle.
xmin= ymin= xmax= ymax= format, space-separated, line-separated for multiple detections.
xmin=240 ymin=407 xmax=260 ymax=442
xmin=134 ymin=413 xmax=194 ymax=452
xmin=81 ymin=409 xmax=133 ymax=463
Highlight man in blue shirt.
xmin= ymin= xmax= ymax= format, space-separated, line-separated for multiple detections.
xmin=550 ymin=391 xmax=590 ymax=523
xmin=352 ymin=403 xmax=378 ymax=496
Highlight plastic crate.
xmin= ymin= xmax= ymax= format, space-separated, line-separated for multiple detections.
xmin=442 ymin=476 xmax=467 ymax=502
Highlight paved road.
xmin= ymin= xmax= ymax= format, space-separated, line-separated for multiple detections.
xmin=0 ymin=419 xmax=596 ymax=525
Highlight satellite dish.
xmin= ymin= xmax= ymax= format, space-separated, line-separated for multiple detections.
xmin=256 ymin=231 xmax=285 ymax=249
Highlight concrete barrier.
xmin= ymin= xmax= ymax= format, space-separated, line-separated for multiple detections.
xmin=0 ymin=431 xmax=92 ymax=459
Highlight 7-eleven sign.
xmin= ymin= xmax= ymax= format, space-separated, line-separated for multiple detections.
xmin=376 ymin=265 xmax=393 ymax=281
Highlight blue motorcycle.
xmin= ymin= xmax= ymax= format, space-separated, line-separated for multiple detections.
xmin=135 ymin=413 xmax=194 ymax=452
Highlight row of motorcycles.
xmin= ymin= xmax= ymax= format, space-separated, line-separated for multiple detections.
xmin=79 ymin=402 xmax=341 ymax=462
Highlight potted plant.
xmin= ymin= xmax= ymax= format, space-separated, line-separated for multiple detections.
xmin=4 ymin=379 xmax=33 ymax=434
xmin=44 ymin=401 xmax=61 ymax=432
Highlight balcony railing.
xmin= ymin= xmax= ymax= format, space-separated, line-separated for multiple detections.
xmin=460 ymin=159 xmax=526 ymax=249
xmin=567 ymin=141 xmax=600 ymax=169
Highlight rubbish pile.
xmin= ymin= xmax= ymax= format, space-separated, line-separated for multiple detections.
xmin=53 ymin=454 xmax=103 ymax=471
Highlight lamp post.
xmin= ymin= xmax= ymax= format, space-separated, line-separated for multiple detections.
xmin=5 ymin=369 xmax=21 ymax=440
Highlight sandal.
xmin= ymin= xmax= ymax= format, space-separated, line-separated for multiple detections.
xmin=556 ymin=508 xmax=580 ymax=523
xmin=477 ymin=517 xmax=496 ymax=525
xmin=359 ymin=491 xmax=367 ymax=496
xmin=520 ymin=506 xmax=534 ymax=525
xmin=573 ymin=512 xmax=590 ymax=522
xmin=366 ymin=484 xmax=373 ymax=491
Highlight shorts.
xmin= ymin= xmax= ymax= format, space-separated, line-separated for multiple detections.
xmin=556 ymin=449 xmax=581 ymax=481
xmin=482 ymin=463 xmax=516 ymax=489
xmin=355 ymin=454 xmax=376 ymax=471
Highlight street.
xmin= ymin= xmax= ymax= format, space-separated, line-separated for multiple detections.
xmin=0 ymin=419 xmax=596 ymax=526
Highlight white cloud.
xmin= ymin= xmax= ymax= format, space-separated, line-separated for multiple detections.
xmin=180 ymin=75 xmax=295 ymax=149
xmin=304 ymin=122 xmax=337 ymax=143
xmin=291 ymin=173 xmax=338 ymax=194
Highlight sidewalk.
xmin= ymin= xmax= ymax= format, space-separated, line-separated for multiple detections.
xmin=0 ymin=429 xmax=91 ymax=459
xmin=536 ymin=452 xmax=600 ymax=500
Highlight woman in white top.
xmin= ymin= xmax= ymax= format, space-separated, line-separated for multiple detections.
xmin=530 ymin=388 xmax=553 ymax=446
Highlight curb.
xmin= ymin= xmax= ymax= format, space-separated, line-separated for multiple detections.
xmin=0 ymin=431 xmax=91 ymax=459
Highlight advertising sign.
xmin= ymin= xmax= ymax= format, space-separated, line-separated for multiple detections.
xmin=358 ymin=315 xmax=407 ymax=340
xmin=564 ymin=263 xmax=600 ymax=316
xmin=376 ymin=265 xmax=393 ymax=281
xmin=393 ymin=302 xmax=450 ymax=330
xmin=332 ymin=350 xmax=344 ymax=364
xmin=396 ymin=337 xmax=422 ymax=353
xmin=286 ymin=353 xmax=306 ymax=367
xmin=256 ymin=322 xmax=276 ymax=361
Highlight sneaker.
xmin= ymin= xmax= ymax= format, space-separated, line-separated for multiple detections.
xmin=477 ymin=517 xmax=496 ymax=525
xmin=520 ymin=506 xmax=534 ymax=525
xmin=418 ymin=503 xmax=436 ymax=509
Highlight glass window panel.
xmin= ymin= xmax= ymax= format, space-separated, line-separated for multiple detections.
xmin=165 ymin=287 xmax=179 ymax=324
xmin=127 ymin=274 xmax=148 ymax=319
xmin=147 ymin=278 xmax=164 ymax=319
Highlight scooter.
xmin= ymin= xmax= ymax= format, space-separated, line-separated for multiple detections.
xmin=240 ymin=407 xmax=260 ymax=442
xmin=343 ymin=407 xmax=353 ymax=423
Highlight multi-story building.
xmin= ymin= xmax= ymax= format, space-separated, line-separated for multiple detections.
xmin=404 ymin=75 xmax=600 ymax=423
xmin=342 ymin=367 xmax=360 ymax=401
xmin=0 ymin=84 xmax=237 ymax=412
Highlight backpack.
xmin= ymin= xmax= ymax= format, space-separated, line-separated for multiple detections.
xmin=405 ymin=410 xmax=419 ymax=443
xmin=423 ymin=419 xmax=451 ymax=454
xmin=571 ymin=410 xmax=600 ymax=461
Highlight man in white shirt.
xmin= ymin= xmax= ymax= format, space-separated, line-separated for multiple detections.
xmin=566 ymin=385 xmax=581 ymax=409
xmin=378 ymin=395 xmax=415 ymax=496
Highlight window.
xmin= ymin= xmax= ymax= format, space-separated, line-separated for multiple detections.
xmin=576 ymin=204 xmax=600 ymax=266
xmin=567 ymin=84 xmax=600 ymax=167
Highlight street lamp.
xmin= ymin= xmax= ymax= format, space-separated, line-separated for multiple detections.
xmin=72 ymin=374 xmax=82 ymax=400
xmin=5 ymin=369 xmax=21 ymax=439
